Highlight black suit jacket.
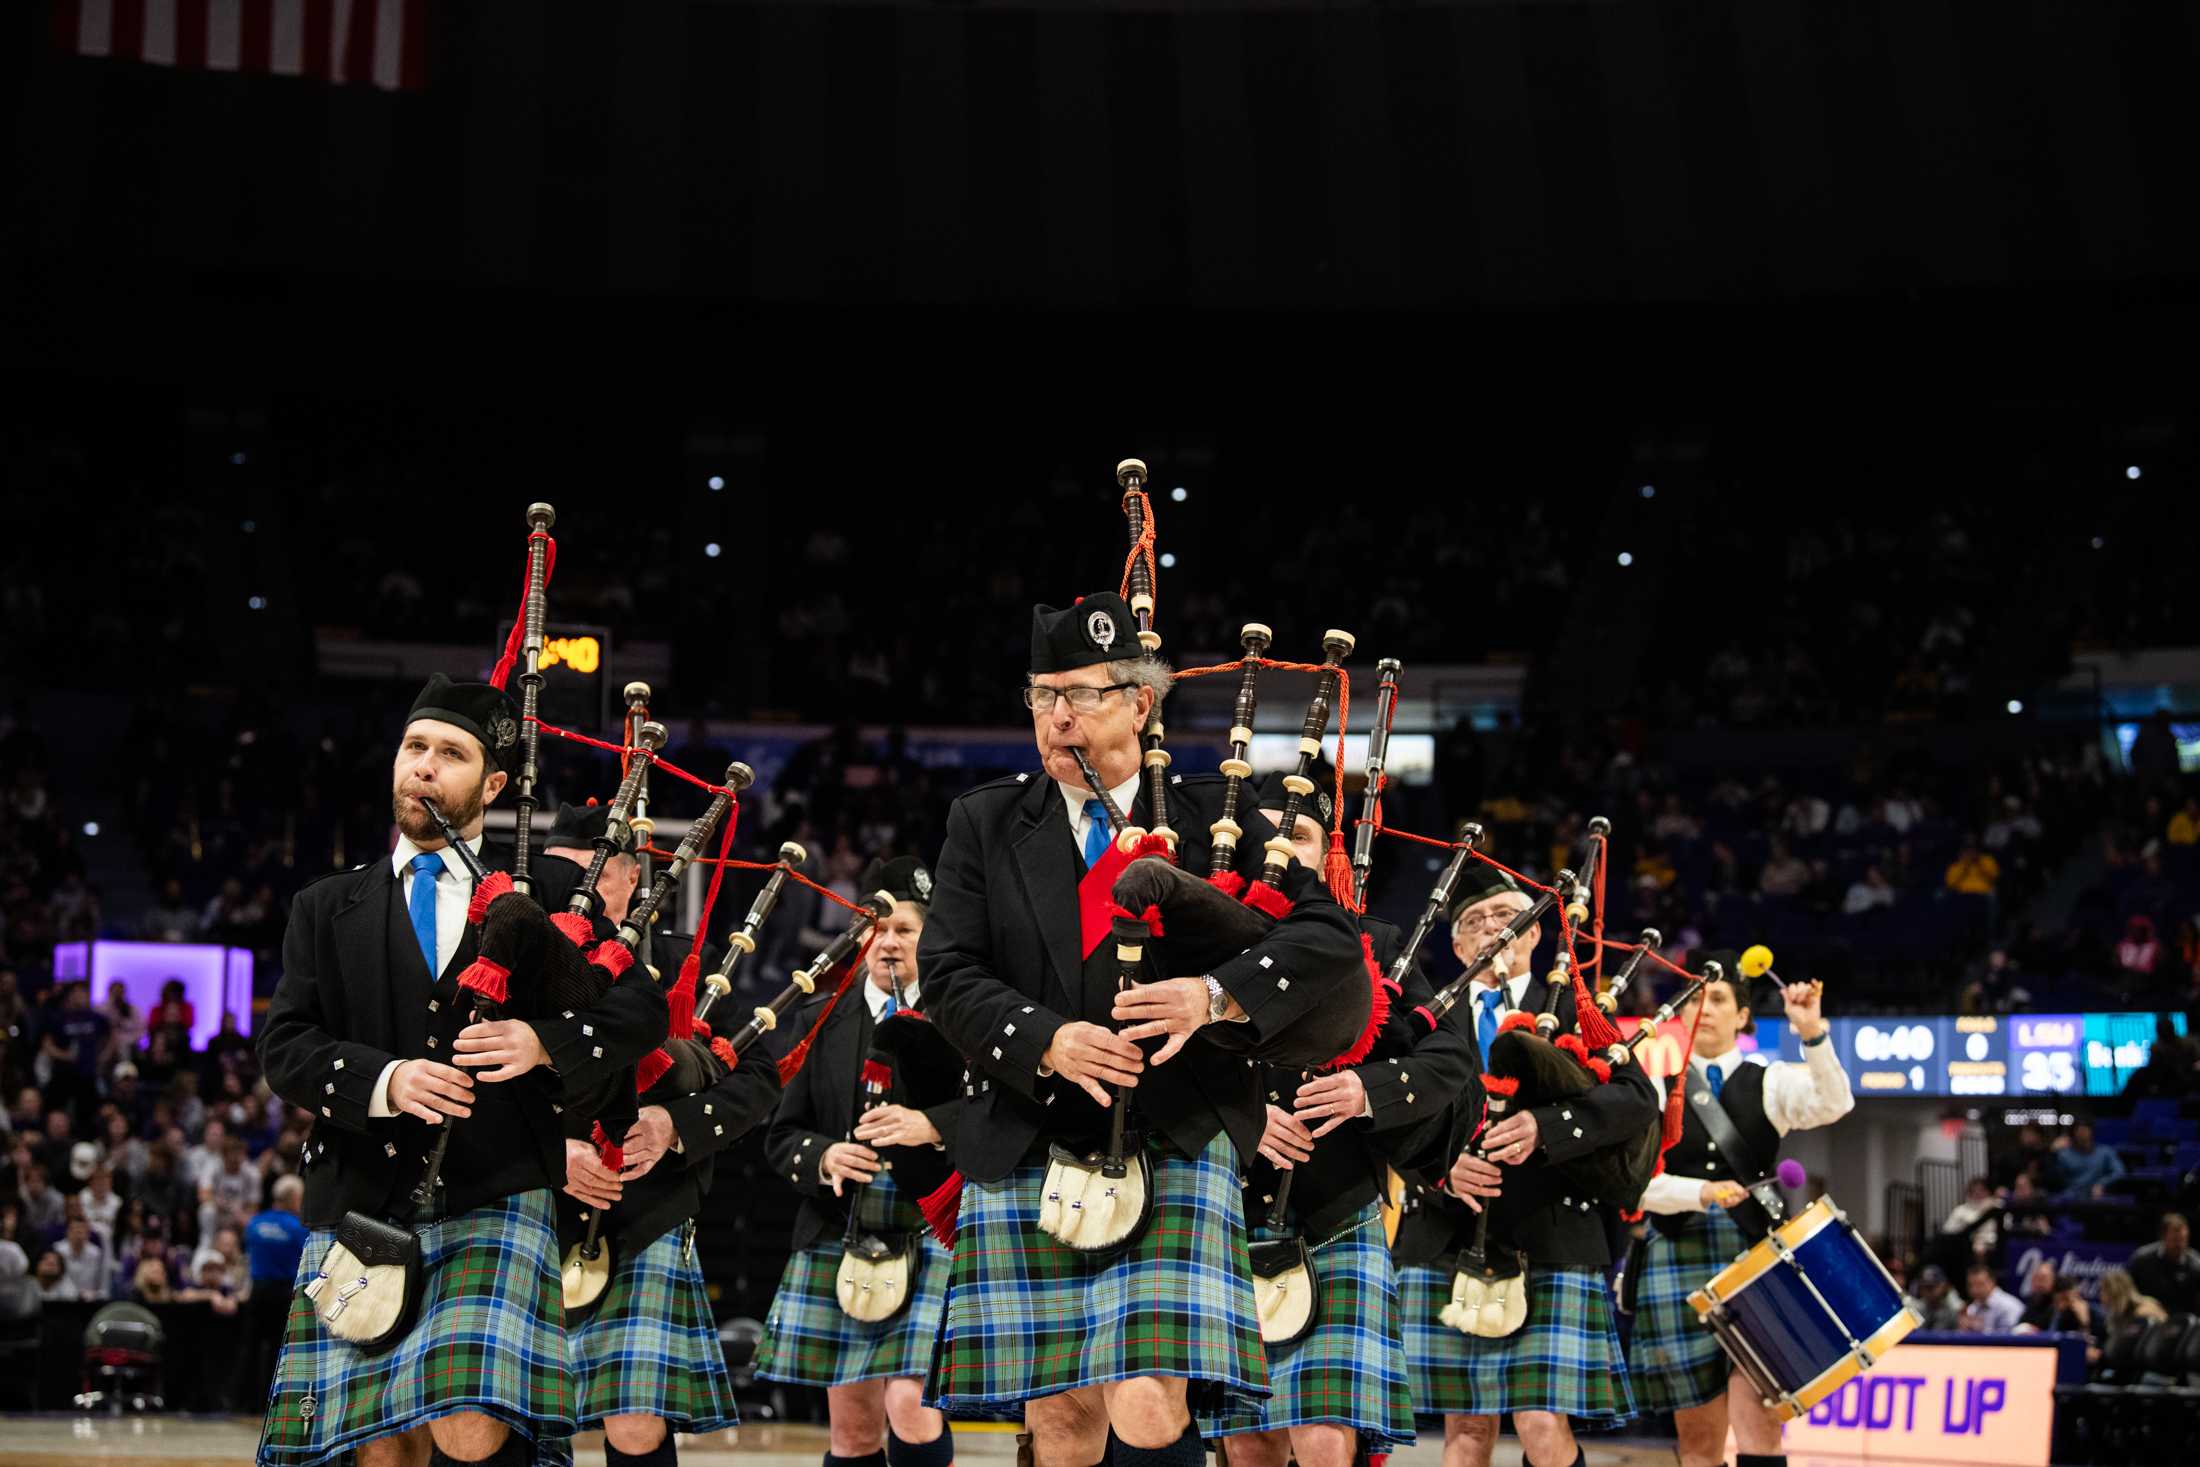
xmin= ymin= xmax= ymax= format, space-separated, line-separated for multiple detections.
xmin=919 ymin=770 xmax=1363 ymax=1183
xmin=259 ymin=844 xmax=670 ymax=1229
xmin=763 ymin=983 xmax=965 ymax=1253
xmin=1399 ymin=965 xmax=1660 ymax=1269
xmin=1248 ymin=915 xmax=1483 ymax=1240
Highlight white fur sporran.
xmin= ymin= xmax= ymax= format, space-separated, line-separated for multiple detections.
xmin=1036 ymin=1143 xmax=1154 ymax=1254
xmin=1248 ymin=1237 xmax=1317 ymax=1346
xmin=1439 ymin=1254 xmax=1529 ymax=1338
xmin=301 ymin=1212 xmax=422 ymax=1353
xmin=836 ymin=1233 xmax=918 ymax=1323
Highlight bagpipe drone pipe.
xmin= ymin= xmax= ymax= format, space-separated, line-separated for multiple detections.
xmin=1078 ymin=460 xmax=1380 ymax=1072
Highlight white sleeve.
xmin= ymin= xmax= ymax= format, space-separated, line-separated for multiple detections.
xmin=1641 ymin=1171 xmax=1710 ymax=1215
xmin=365 ymin=1059 xmax=406 ymax=1119
xmin=1761 ymin=1040 xmax=1854 ymax=1135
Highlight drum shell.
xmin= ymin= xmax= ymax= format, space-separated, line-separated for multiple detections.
xmin=1690 ymin=1197 xmax=1921 ymax=1419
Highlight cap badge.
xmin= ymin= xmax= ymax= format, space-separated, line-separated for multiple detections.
xmin=913 ymin=866 xmax=934 ymax=900
xmin=1087 ymin=609 xmax=1118 ymax=650
xmin=491 ymin=713 xmax=519 ymax=752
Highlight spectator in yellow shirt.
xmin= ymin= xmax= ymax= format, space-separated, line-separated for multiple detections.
xmin=2168 ymin=796 xmax=2200 ymax=847
xmin=1945 ymin=838 xmax=2000 ymax=896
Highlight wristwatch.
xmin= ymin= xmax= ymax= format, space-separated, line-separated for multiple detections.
xmin=1204 ymin=976 xmax=1231 ymax=1024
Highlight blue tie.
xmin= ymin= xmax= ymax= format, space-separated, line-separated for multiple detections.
xmin=408 ymin=851 xmax=443 ymax=977
xmin=1081 ymin=800 xmax=1110 ymax=868
xmin=1476 ymin=987 xmax=1504 ymax=1068
xmin=880 ymin=993 xmax=899 ymax=1021
xmin=1707 ymin=1062 xmax=1726 ymax=1100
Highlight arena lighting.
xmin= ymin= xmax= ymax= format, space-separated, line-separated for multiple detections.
xmin=1617 ymin=551 xmax=1634 ymax=567
xmin=1171 ymin=486 xmax=1188 ymax=501
xmin=704 ymin=542 xmax=723 ymax=558
xmin=2008 ymin=699 xmax=2025 ymax=714
xmin=230 ymin=451 xmax=247 ymax=465
xmin=241 ymin=519 xmax=257 ymax=533
xmin=2092 ymin=536 xmax=2106 ymax=549
xmin=246 ymin=595 xmax=266 ymax=610
xmin=82 ymin=822 xmax=98 ymax=837
xmin=1640 ymin=484 xmax=1656 ymax=498
xmin=2126 ymin=465 xmax=2141 ymax=480
xmin=707 ymin=475 xmax=725 ymax=490
xmin=1159 ymin=552 xmax=1178 ymax=568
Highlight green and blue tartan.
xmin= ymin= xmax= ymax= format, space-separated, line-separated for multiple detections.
xmin=1398 ymin=1261 xmax=1635 ymax=1425
xmin=258 ymin=1190 xmax=574 ymax=1467
xmin=756 ymin=1171 xmax=953 ymax=1388
xmin=548 ymin=1226 xmax=736 ymax=1458
xmin=1201 ymin=1203 xmax=1416 ymax=1450
xmin=1627 ymin=1211 xmax=1742 ymax=1413
xmin=927 ymin=1133 xmax=1270 ymax=1420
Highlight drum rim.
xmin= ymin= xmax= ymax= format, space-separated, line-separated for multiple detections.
xmin=1765 ymin=1305 xmax=1925 ymax=1422
xmin=1688 ymin=1196 xmax=1841 ymax=1312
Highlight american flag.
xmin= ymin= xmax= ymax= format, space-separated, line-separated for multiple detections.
xmin=54 ymin=0 xmax=429 ymax=92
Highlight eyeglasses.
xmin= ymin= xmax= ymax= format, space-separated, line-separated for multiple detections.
xmin=1022 ymin=682 xmax=1137 ymax=714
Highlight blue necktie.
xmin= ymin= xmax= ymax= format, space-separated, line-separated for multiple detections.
xmin=1476 ymin=987 xmax=1504 ymax=1068
xmin=1707 ymin=1062 xmax=1726 ymax=1100
xmin=407 ymin=851 xmax=443 ymax=977
xmin=1081 ymin=799 xmax=1110 ymax=868
xmin=880 ymin=993 xmax=899 ymax=1021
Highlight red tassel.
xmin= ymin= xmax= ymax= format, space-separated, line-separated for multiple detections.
xmin=467 ymin=871 xmax=514 ymax=926
xmin=635 ymin=1047 xmax=673 ymax=1093
xmin=1206 ymin=870 xmax=1248 ymax=900
xmin=918 ymin=1170 xmax=965 ymax=1250
xmin=589 ymin=940 xmax=635 ymax=979
xmin=711 ymin=1037 xmax=737 ymax=1069
xmin=1322 ymin=831 xmax=1355 ymax=908
xmin=1497 ymin=1011 xmax=1537 ymax=1036
xmin=591 ymin=1120 xmax=624 ymax=1172
xmin=1570 ymin=966 xmax=1624 ymax=1052
xmin=692 ymin=1018 xmax=713 ymax=1042
xmin=860 ymin=1059 xmax=893 ymax=1091
xmin=1241 ymin=880 xmax=1294 ymax=920
xmin=455 ymin=957 xmax=510 ymax=1006
xmin=666 ymin=954 xmax=700 ymax=1041
xmin=1482 ymin=1074 xmax=1521 ymax=1098
xmin=550 ymin=910 xmax=595 ymax=948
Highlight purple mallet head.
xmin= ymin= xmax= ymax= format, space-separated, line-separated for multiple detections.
xmin=1776 ymin=1159 xmax=1807 ymax=1190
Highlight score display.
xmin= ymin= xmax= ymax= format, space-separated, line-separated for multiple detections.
xmin=1740 ymin=1011 xmax=2186 ymax=1097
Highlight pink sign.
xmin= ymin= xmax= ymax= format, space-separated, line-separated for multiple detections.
xmin=1772 ymin=1342 xmax=2057 ymax=1466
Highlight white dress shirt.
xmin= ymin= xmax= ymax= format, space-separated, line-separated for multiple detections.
xmin=863 ymin=975 xmax=920 ymax=1022
xmin=368 ymin=832 xmax=485 ymax=1118
xmin=1060 ymin=773 xmax=1144 ymax=854
xmin=1639 ymin=1039 xmax=1855 ymax=1214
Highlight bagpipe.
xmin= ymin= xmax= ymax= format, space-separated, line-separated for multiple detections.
xmin=308 ymin=503 xmax=580 ymax=1351
xmin=1083 ymin=460 xmax=1381 ymax=1073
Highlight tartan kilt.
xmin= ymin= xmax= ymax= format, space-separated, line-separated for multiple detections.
xmin=1627 ymin=1212 xmax=1742 ymax=1413
xmin=258 ymin=1190 xmax=574 ymax=1467
xmin=1398 ymin=1262 xmax=1634 ymax=1425
xmin=756 ymin=1171 xmax=953 ymax=1388
xmin=927 ymin=1132 xmax=1270 ymax=1420
xmin=1202 ymin=1204 xmax=1416 ymax=1450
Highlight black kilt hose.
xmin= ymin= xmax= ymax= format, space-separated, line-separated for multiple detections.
xmin=255 ymin=849 xmax=669 ymax=1467
xmin=916 ymin=770 xmax=1366 ymax=1405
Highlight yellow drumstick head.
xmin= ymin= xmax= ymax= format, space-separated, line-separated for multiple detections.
xmin=1739 ymin=944 xmax=1775 ymax=979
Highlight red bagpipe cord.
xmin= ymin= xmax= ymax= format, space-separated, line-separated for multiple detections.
xmin=591 ymin=1120 xmax=624 ymax=1173
xmin=775 ymin=927 xmax=880 ymax=1086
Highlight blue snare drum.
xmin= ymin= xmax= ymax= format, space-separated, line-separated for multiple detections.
xmin=1688 ymin=1196 xmax=1921 ymax=1420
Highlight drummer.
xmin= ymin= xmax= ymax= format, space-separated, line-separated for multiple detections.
xmin=1628 ymin=957 xmax=1852 ymax=1467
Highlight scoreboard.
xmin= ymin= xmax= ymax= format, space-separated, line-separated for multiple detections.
xmin=1741 ymin=1011 xmax=2185 ymax=1098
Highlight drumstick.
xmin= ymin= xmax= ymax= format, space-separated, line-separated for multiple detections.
xmin=1739 ymin=945 xmax=1823 ymax=1007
